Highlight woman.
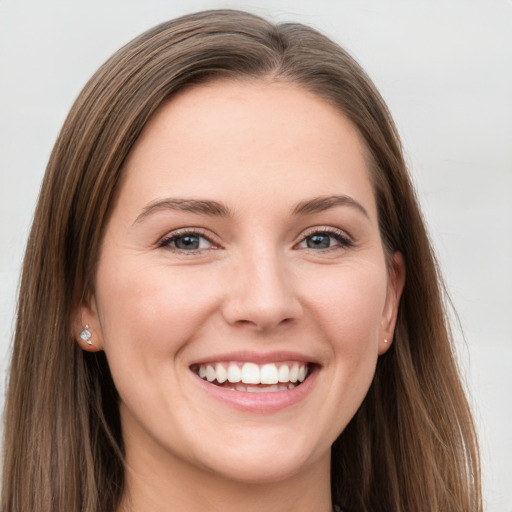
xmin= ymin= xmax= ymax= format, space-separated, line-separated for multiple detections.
xmin=1 ymin=9 xmax=481 ymax=512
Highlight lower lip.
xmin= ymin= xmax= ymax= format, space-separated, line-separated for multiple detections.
xmin=192 ymin=369 xmax=318 ymax=413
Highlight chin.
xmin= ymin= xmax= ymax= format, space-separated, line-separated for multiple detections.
xmin=189 ymin=429 xmax=328 ymax=485
xmin=204 ymin=452 xmax=317 ymax=485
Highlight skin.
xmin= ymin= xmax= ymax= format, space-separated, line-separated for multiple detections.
xmin=77 ymin=80 xmax=405 ymax=512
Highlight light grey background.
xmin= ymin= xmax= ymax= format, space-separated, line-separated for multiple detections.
xmin=1 ymin=1 xmax=511 ymax=510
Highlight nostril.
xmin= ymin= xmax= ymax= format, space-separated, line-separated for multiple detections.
xmin=232 ymin=316 xmax=295 ymax=331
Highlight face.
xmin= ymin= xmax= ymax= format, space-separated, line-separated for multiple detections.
xmin=80 ymin=80 xmax=404 ymax=485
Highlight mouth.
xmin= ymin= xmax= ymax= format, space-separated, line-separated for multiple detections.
xmin=190 ymin=361 xmax=312 ymax=393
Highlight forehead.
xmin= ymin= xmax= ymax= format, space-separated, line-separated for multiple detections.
xmin=119 ymin=79 xmax=377 ymax=219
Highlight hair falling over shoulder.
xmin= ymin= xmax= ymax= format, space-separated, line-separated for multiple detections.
xmin=1 ymin=9 xmax=481 ymax=512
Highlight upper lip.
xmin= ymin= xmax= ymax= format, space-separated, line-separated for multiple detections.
xmin=189 ymin=350 xmax=320 ymax=367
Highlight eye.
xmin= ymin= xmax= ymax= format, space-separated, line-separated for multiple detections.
xmin=159 ymin=230 xmax=215 ymax=252
xmin=297 ymin=228 xmax=352 ymax=251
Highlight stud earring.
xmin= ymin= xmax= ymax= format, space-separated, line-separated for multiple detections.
xmin=384 ymin=338 xmax=389 ymax=343
xmin=80 ymin=325 xmax=92 ymax=345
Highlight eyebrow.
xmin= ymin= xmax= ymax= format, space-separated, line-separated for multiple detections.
xmin=134 ymin=194 xmax=369 ymax=224
xmin=292 ymin=195 xmax=369 ymax=219
xmin=134 ymin=198 xmax=232 ymax=224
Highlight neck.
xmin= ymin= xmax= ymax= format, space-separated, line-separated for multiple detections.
xmin=118 ymin=440 xmax=332 ymax=512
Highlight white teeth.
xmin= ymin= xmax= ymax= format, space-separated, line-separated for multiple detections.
xmin=196 ymin=361 xmax=309 ymax=388
xmin=289 ymin=363 xmax=299 ymax=383
xmin=278 ymin=364 xmax=289 ymax=382
xmin=241 ymin=363 xmax=260 ymax=384
xmin=260 ymin=363 xmax=278 ymax=384
xmin=215 ymin=363 xmax=227 ymax=383
xmin=206 ymin=365 xmax=216 ymax=382
xmin=230 ymin=383 xmax=294 ymax=393
xmin=227 ymin=364 xmax=241 ymax=383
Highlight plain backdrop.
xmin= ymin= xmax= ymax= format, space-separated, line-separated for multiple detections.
xmin=1 ymin=0 xmax=511 ymax=510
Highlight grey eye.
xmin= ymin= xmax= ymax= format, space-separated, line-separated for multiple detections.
xmin=160 ymin=232 xmax=214 ymax=251
xmin=306 ymin=234 xmax=332 ymax=249
xmin=174 ymin=234 xmax=201 ymax=250
xmin=297 ymin=229 xmax=352 ymax=251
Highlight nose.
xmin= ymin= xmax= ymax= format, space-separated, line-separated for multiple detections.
xmin=221 ymin=248 xmax=303 ymax=332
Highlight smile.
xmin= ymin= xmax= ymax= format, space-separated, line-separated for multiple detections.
xmin=191 ymin=361 xmax=310 ymax=392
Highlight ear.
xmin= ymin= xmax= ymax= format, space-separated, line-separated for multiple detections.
xmin=378 ymin=251 xmax=406 ymax=355
xmin=72 ymin=294 xmax=104 ymax=353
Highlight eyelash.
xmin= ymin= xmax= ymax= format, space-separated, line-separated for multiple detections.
xmin=296 ymin=227 xmax=353 ymax=252
xmin=158 ymin=228 xmax=217 ymax=253
xmin=158 ymin=226 xmax=353 ymax=254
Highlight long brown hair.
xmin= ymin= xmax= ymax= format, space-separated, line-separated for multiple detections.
xmin=2 ymin=9 xmax=481 ymax=512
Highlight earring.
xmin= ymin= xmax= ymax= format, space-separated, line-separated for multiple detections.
xmin=80 ymin=325 xmax=92 ymax=345
xmin=384 ymin=338 xmax=389 ymax=343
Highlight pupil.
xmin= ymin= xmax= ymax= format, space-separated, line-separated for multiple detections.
xmin=307 ymin=234 xmax=330 ymax=249
xmin=176 ymin=235 xmax=199 ymax=250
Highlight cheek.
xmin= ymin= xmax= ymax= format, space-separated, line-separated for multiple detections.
xmin=290 ymin=261 xmax=388 ymax=439
xmin=302 ymin=261 xmax=388 ymax=355
xmin=93 ymin=257 xmax=227 ymax=428
xmin=94 ymin=255 xmax=221 ymax=364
